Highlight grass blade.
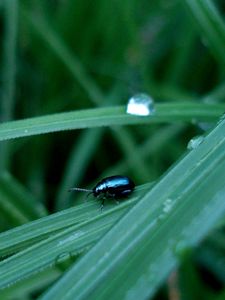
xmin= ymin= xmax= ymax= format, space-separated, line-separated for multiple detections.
xmin=0 ymin=195 xmax=142 ymax=289
xmin=39 ymin=119 xmax=225 ymax=300
xmin=0 ymin=103 xmax=224 ymax=141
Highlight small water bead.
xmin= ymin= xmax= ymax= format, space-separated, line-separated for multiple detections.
xmin=162 ymin=198 xmax=174 ymax=213
xmin=157 ymin=199 xmax=175 ymax=222
xmin=126 ymin=93 xmax=155 ymax=116
xmin=197 ymin=122 xmax=214 ymax=131
xmin=57 ymin=231 xmax=84 ymax=246
xmin=55 ymin=252 xmax=76 ymax=271
xmin=187 ymin=135 xmax=204 ymax=150
xmin=55 ymin=252 xmax=71 ymax=264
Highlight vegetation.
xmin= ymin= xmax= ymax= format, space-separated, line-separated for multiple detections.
xmin=0 ymin=1 xmax=225 ymax=299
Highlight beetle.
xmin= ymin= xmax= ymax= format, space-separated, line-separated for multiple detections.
xmin=69 ymin=175 xmax=135 ymax=210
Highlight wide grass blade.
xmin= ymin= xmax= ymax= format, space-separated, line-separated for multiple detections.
xmin=0 ymin=201 xmax=98 ymax=256
xmin=0 ymin=184 xmax=151 ymax=257
xmin=39 ymin=119 xmax=225 ymax=300
xmin=0 ymin=194 xmax=143 ymax=289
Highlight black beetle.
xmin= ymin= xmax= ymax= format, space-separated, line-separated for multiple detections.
xmin=69 ymin=175 xmax=135 ymax=209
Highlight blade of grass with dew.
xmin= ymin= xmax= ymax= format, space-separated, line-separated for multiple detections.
xmin=0 ymin=0 xmax=18 ymax=171
xmin=0 ymin=200 xmax=98 ymax=257
xmin=183 ymin=0 xmax=225 ymax=66
xmin=0 ymin=186 xmax=149 ymax=290
xmin=39 ymin=118 xmax=225 ymax=300
xmin=22 ymin=3 xmax=224 ymax=200
xmin=0 ymin=184 xmax=151 ymax=257
xmin=0 ymin=183 xmax=154 ymax=257
xmin=0 ymin=172 xmax=47 ymax=227
xmin=22 ymin=4 xmax=220 ymax=216
xmin=0 ymin=103 xmax=224 ymax=142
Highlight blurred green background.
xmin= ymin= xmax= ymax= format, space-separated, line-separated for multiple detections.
xmin=0 ymin=0 xmax=225 ymax=299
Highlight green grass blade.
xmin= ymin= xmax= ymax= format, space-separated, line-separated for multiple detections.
xmin=0 ymin=201 xmax=98 ymax=256
xmin=184 ymin=0 xmax=225 ymax=66
xmin=0 ymin=185 xmax=150 ymax=288
xmin=0 ymin=103 xmax=224 ymax=141
xmin=0 ymin=267 xmax=61 ymax=299
xmin=39 ymin=119 xmax=225 ymax=300
xmin=0 ymin=197 xmax=140 ymax=289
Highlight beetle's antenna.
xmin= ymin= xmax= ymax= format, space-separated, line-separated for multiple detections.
xmin=68 ymin=187 xmax=92 ymax=193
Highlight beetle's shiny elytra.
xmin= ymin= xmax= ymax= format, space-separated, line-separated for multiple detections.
xmin=69 ymin=175 xmax=135 ymax=209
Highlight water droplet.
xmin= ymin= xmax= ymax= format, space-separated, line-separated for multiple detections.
xmin=55 ymin=252 xmax=71 ymax=264
xmin=157 ymin=199 xmax=175 ymax=223
xmin=197 ymin=122 xmax=213 ymax=131
xmin=162 ymin=198 xmax=173 ymax=213
xmin=57 ymin=231 xmax=84 ymax=246
xmin=126 ymin=93 xmax=155 ymax=116
xmin=55 ymin=252 xmax=76 ymax=271
xmin=187 ymin=135 xmax=204 ymax=150
xmin=24 ymin=129 xmax=28 ymax=134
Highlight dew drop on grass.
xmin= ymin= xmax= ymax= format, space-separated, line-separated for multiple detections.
xmin=197 ymin=122 xmax=214 ymax=131
xmin=162 ymin=198 xmax=173 ymax=213
xmin=126 ymin=93 xmax=155 ymax=116
xmin=55 ymin=252 xmax=71 ymax=263
xmin=187 ymin=135 xmax=204 ymax=150
xmin=55 ymin=252 xmax=75 ymax=271
xmin=157 ymin=198 xmax=174 ymax=222
xmin=24 ymin=129 xmax=29 ymax=134
xmin=57 ymin=231 xmax=84 ymax=246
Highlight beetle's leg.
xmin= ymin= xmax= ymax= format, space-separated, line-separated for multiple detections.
xmin=85 ymin=191 xmax=93 ymax=202
xmin=100 ymin=198 xmax=105 ymax=212
xmin=106 ymin=192 xmax=119 ymax=204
